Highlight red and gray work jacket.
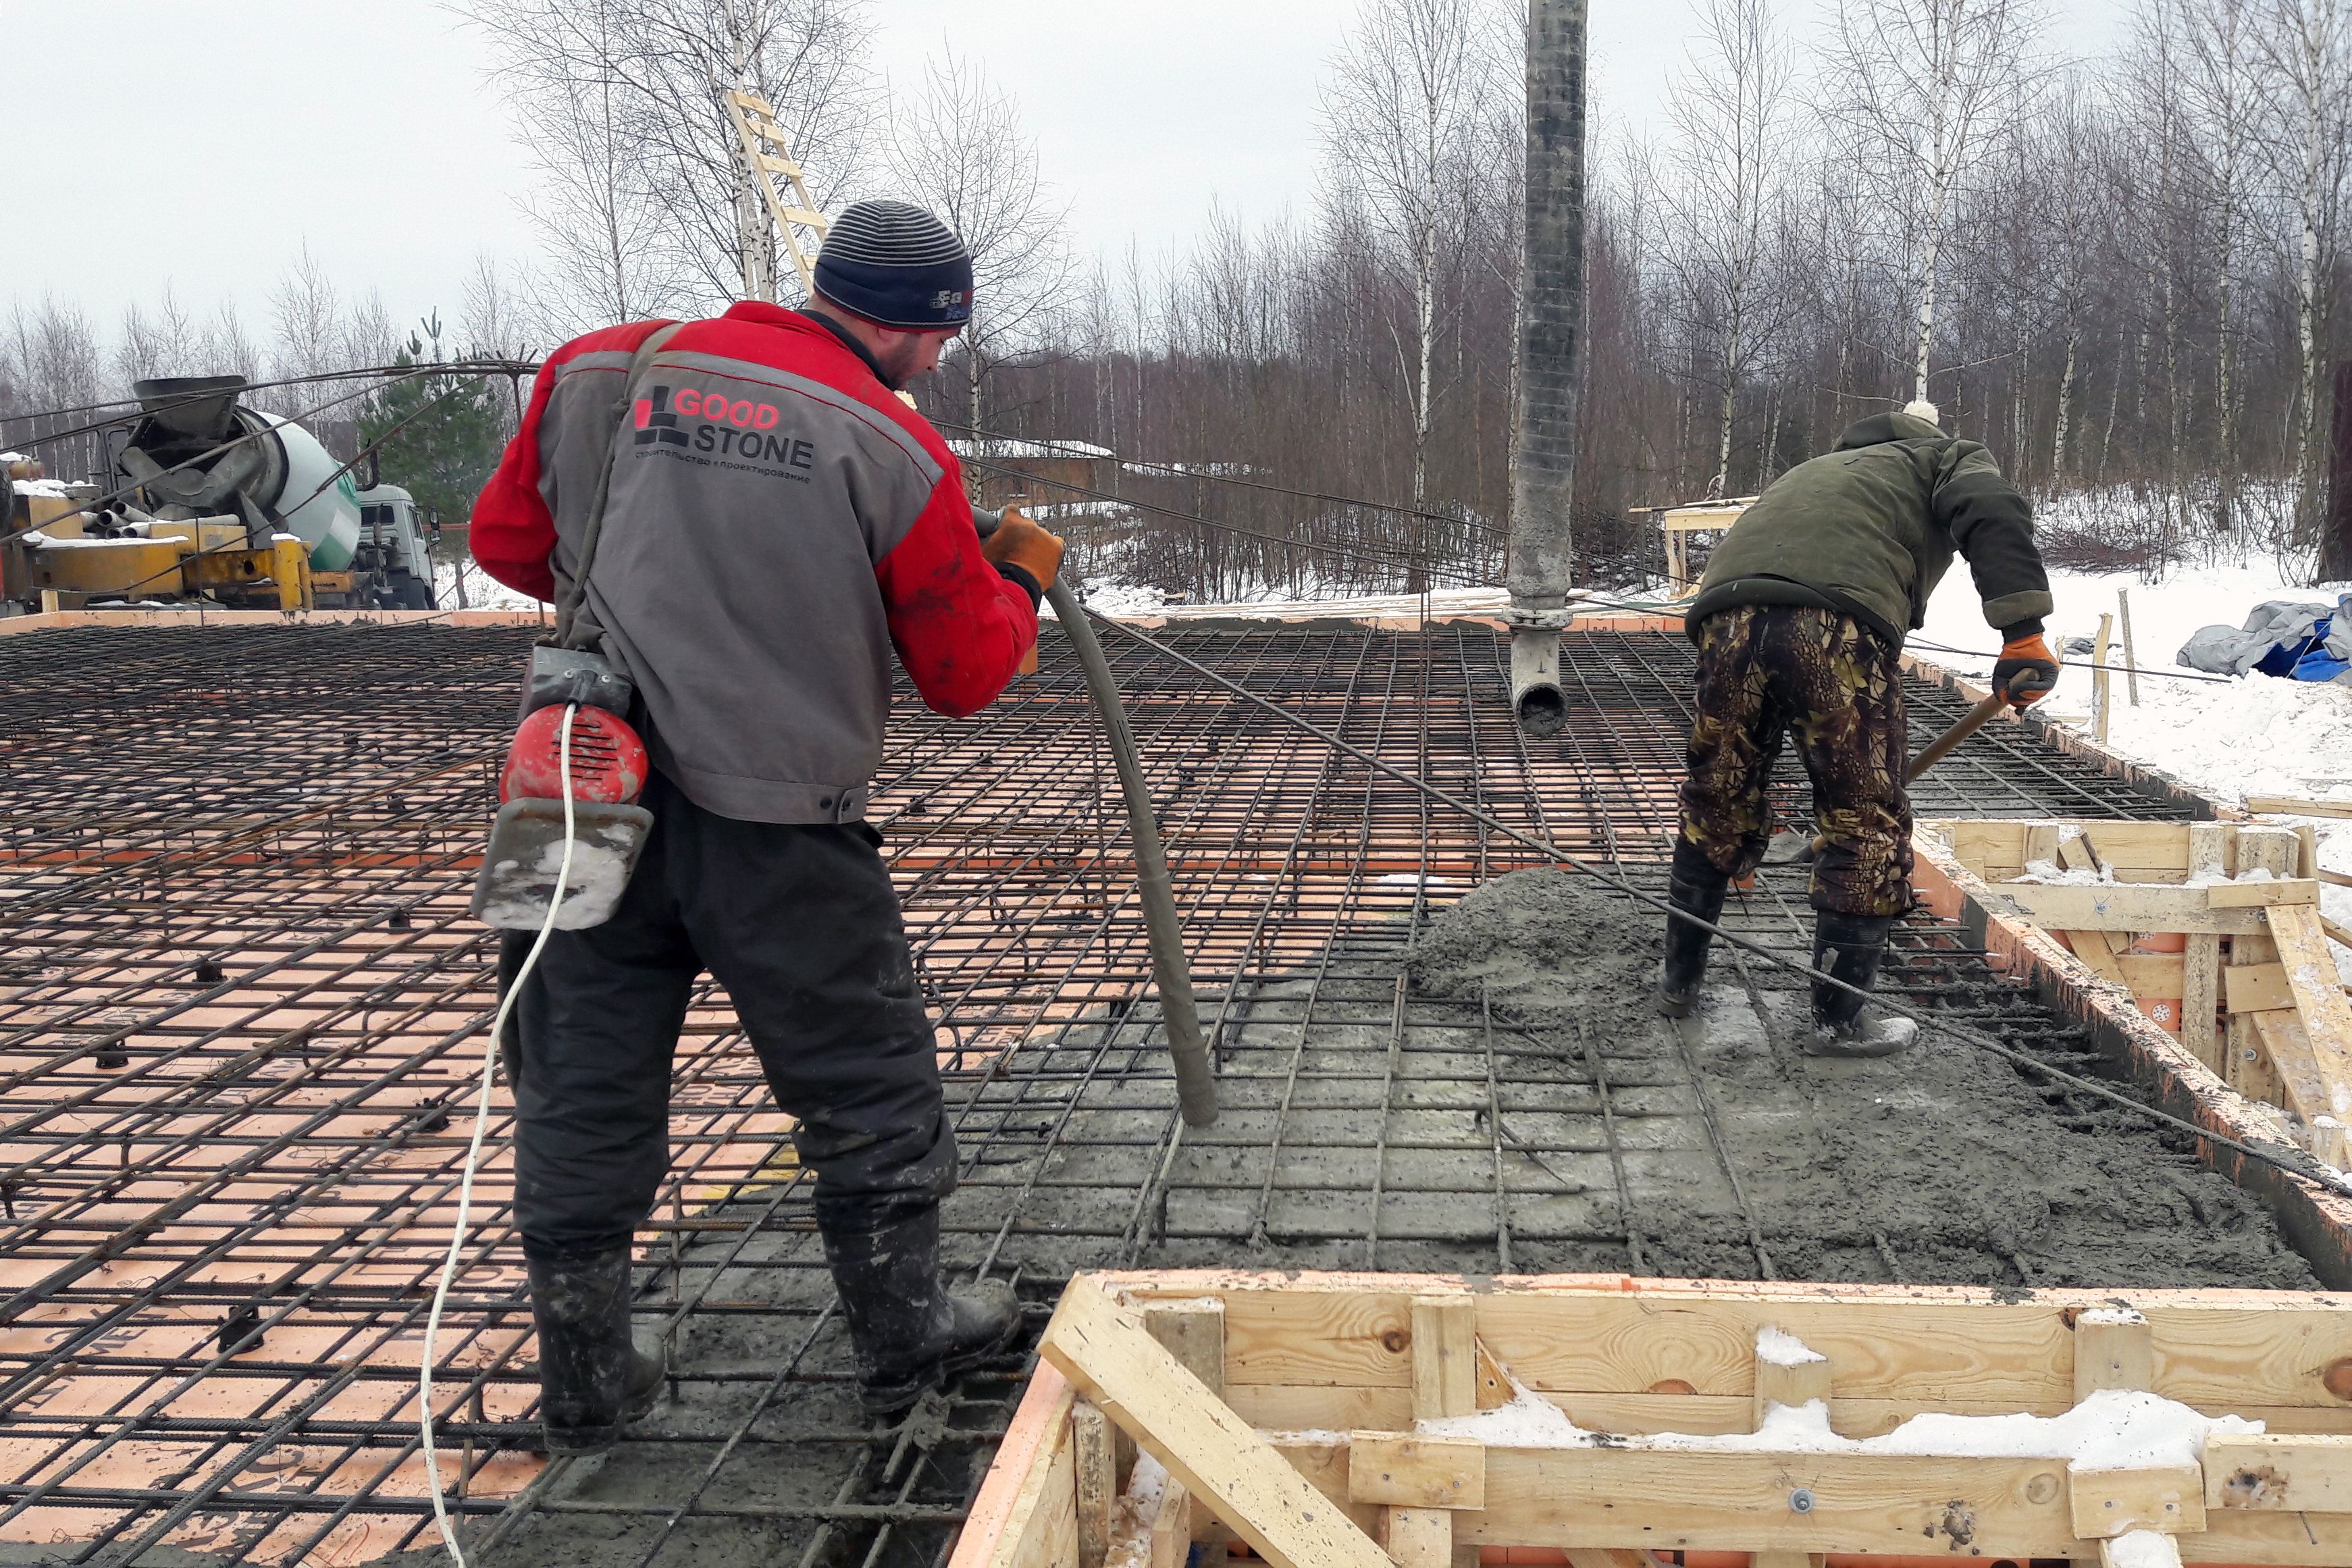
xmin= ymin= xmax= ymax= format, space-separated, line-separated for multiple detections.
xmin=471 ymin=303 xmax=1041 ymax=825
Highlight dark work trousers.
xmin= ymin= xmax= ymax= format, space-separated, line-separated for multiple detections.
xmin=502 ymin=770 xmax=954 ymax=1261
xmin=1677 ymin=604 xmax=1915 ymax=918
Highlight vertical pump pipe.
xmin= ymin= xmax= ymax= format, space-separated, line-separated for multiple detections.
xmin=1506 ymin=0 xmax=1590 ymax=737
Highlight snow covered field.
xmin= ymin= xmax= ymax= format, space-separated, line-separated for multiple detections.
xmin=1916 ymin=559 xmax=2352 ymax=808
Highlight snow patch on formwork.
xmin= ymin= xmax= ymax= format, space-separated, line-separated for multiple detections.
xmin=1756 ymin=1324 xmax=1827 ymax=1366
xmin=1423 ymin=1385 xmax=2257 ymax=1465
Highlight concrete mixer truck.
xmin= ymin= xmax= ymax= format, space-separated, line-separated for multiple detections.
xmin=1 ymin=375 xmax=438 ymax=612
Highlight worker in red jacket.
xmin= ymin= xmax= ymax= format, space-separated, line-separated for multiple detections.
xmin=470 ymin=201 xmax=1064 ymax=1448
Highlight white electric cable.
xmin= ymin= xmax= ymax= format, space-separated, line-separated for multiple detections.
xmin=423 ymin=702 xmax=581 ymax=1568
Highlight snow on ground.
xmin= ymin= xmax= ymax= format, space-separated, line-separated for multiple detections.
xmin=1918 ymin=550 xmax=2352 ymax=974
xmin=435 ymin=559 xmax=538 ymax=612
xmin=1918 ymin=557 xmax=2352 ymax=808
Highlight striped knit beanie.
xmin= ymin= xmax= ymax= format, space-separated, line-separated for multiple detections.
xmin=813 ymin=201 xmax=974 ymax=330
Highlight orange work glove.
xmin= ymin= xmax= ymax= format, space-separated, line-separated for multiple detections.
xmin=979 ymin=505 xmax=1065 ymax=593
xmin=1991 ymin=632 xmax=2060 ymax=708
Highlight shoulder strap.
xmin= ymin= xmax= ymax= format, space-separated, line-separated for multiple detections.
xmin=550 ymin=321 xmax=685 ymax=651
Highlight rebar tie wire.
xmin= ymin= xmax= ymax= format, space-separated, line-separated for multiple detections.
xmin=1087 ymin=607 xmax=2352 ymax=1200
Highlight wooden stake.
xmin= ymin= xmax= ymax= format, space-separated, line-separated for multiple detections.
xmin=2230 ymin=829 xmax=2303 ymax=1103
xmin=2183 ymin=824 xmax=2228 ymax=1070
xmin=2118 ymin=588 xmax=2141 ymax=706
xmin=2073 ymin=1309 xmax=2153 ymax=1400
xmin=1074 ymin=1399 xmax=1116 ymax=1568
xmin=1411 ymin=1297 xmax=1477 ymax=1421
xmin=2093 ymin=613 xmax=2115 ymax=743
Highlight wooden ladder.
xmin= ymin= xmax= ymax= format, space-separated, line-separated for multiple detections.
xmin=722 ymin=88 xmax=829 ymax=300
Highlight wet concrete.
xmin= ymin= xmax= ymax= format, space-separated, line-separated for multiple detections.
xmin=1405 ymin=868 xmax=2317 ymax=1290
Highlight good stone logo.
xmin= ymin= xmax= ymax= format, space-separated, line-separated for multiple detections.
xmin=634 ymin=385 xmax=815 ymax=471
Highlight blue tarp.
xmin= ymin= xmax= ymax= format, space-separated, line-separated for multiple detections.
xmin=2181 ymin=596 xmax=2352 ymax=682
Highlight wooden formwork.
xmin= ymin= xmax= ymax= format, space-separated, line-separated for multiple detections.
xmin=958 ymin=1272 xmax=2352 ymax=1568
xmin=1920 ymin=817 xmax=2352 ymax=1170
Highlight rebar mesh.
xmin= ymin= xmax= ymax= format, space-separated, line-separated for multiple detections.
xmin=0 ymin=619 xmax=2202 ymax=1568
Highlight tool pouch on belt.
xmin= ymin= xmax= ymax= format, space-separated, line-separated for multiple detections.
xmin=470 ymin=325 xmax=681 ymax=933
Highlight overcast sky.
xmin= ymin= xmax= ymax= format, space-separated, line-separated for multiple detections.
xmin=3 ymin=0 xmax=2128 ymax=349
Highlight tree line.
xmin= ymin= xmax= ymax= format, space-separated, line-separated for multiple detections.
xmin=6 ymin=0 xmax=2349 ymax=599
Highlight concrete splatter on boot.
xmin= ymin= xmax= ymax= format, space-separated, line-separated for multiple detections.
xmin=821 ymin=1204 xmax=1022 ymax=1416
xmin=1805 ymin=912 xmax=1919 ymax=1058
xmin=526 ymin=1247 xmax=665 ymax=1455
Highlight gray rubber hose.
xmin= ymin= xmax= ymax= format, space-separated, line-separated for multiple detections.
xmin=975 ymin=511 xmax=1217 ymax=1127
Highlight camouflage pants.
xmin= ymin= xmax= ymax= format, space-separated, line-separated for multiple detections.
xmin=1678 ymin=604 xmax=1914 ymax=917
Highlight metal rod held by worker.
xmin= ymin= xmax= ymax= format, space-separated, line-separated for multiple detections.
xmin=1905 ymin=691 xmax=2009 ymax=783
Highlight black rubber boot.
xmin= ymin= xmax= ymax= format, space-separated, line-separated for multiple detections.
xmin=1658 ymin=845 xmax=1731 ymax=1019
xmin=1806 ymin=912 xmax=1920 ymax=1058
xmin=822 ymin=1204 xmax=1023 ymax=1416
xmin=526 ymin=1247 xmax=664 ymax=1456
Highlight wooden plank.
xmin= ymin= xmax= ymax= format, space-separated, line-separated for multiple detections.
xmin=2228 ymin=964 xmax=2297 ymax=1014
xmin=2247 ymin=795 xmax=2352 ymax=820
xmin=2024 ymin=823 xmax=2064 ymax=869
xmin=2212 ymin=879 xmax=2322 ymax=909
xmin=2251 ymin=1010 xmax=2330 ymax=1120
xmin=1752 ymin=1556 xmax=1825 ymax=1568
xmin=1382 ymin=1507 xmax=1451 ymax=1568
xmin=2116 ymin=954 xmax=2185 ymax=995
xmin=1148 ymin=1479 xmax=1191 ymax=1568
xmin=1222 ymin=1288 xmax=1413 ymax=1388
xmin=2070 ymin=1465 xmax=2206 ymax=1537
xmin=1987 ymin=883 xmax=2278 ymax=935
xmin=1073 ymin=1399 xmax=1115 ymax=1568
xmin=1346 ymin=1434 xmax=1485 ymax=1509
xmin=1145 ymin=1298 xmax=1227 ymax=1398
xmin=1267 ymin=1431 xmax=2352 ymax=1561
xmin=2230 ymin=831 xmax=2301 ymax=1103
xmin=2069 ymin=931 xmax=2132 ymax=983
xmin=2205 ymin=1432 xmax=2352 ymax=1511
xmin=1039 ymin=1278 xmax=1394 ymax=1568
xmin=1467 ymin=1445 xmax=2079 ymax=1555
xmin=1128 ymin=1277 xmax=2352 ymax=1412
xmin=2080 ymin=821 xmax=2198 ymax=870
xmin=2074 ymin=1309 xmax=2153 ymax=1399
xmin=1411 ymin=1297 xmax=1476 ymax=1419
xmin=2268 ymin=902 xmax=2352 ymax=1122
xmin=963 ymin=1364 xmax=1077 ymax=1568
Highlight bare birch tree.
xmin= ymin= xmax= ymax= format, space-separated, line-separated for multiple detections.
xmin=1660 ymin=0 xmax=1797 ymax=497
xmin=1321 ymin=0 xmax=1502 ymax=517
xmin=884 ymin=48 xmax=1072 ymax=432
xmin=2253 ymin=0 xmax=2351 ymax=545
xmin=1825 ymin=0 xmax=2045 ymax=404
xmin=468 ymin=0 xmax=878 ymax=323
xmin=2179 ymin=0 xmax=2257 ymax=529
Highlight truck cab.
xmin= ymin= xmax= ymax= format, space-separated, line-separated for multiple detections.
xmin=350 ymin=484 xmax=439 ymax=609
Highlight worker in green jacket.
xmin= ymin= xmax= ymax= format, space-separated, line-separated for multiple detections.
xmin=1658 ymin=401 xmax=2060 ymax=1055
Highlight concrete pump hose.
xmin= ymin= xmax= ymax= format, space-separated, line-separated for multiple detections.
xmin=1044 ymin=578 xmax=1219 ymax=1128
